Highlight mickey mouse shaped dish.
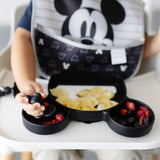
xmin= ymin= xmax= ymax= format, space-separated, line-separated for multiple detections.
xmin=22 ymin=74 xmax=155 ymax=137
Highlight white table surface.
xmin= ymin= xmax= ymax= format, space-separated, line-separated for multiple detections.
xmin=0 ymin=69 xmax=160 ymax=152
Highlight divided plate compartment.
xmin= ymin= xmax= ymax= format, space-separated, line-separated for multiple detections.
xmin=22 ymin=74 xmax=155 ymax=137
xmin=106 ymin=98 xmax=155 ymax=137
xmin=48 ymin=74 xmax=126 ymax=122
xmin=22 ymin=96 xmax=70 ymax=135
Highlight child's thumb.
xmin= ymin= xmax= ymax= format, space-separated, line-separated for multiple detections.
xmin=39 ymin=91 xmax=47 ymax=99
xmin=34 ymin=84 xmax=47 ymax=99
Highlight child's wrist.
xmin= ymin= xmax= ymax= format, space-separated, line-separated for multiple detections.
xmin=17 ymin=79 xmax=35 ymax=92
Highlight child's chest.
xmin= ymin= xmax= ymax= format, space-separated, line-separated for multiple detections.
xmin=31 ymin=0 xmax=145 ymax=79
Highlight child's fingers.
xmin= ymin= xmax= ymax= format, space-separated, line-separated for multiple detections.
xmin=40 ymin=92 xmax=47 ymax=99
xmin=21 ymin=85 xmax=35 ymax=96
xmin=23 ymin=103 xmax=45 ymax=112
xmin=15 ymin=82 xmax=47 ymax=117
xmin=15 ymin=93 xmax=28 ymax=104
xmin=25 ymin=109 xmax=43 ymax=117
xmin=22 ymin=103 xmax=45 ymax=117
xmin=16 ymin=93 xmax=45 ymax=112
xmin=34 ymin=83 xmax=47 ymax=99
xmin=23 ymin=89 xmax=35 ymax=96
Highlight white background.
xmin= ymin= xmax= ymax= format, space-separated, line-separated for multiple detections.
xmin=0 ymin=0 xmax=29 ymax=49
xmin=0 ymin=0 xmax=29 ymax=26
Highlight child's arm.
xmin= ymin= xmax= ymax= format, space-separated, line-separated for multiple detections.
xmin=143 ymin=28 xmax=160 ymax=58
xmin=11 ymin=27 xmax=47 ymax=116
xmin=11 ymin=27 xmax=35 ymax=90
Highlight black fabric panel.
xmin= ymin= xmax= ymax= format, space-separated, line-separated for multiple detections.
xmin=34 ymin=29 xmax=143 ymax=79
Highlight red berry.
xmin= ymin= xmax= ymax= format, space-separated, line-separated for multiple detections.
xmin=126 ymin=101 xmax=136 ymax=111
xmin=140 ymin=106 xmax=147 ymax=111
xmin=140 ymin=106 xmax=150 ymax=117
xmin=44 ymin=102 xmax=49 ymax=107
xmin=55 ymin=114 xmax=64 ymax=121
xmin=120 ymin=108 xmax=127 ymax=116
xmin=51 ymin=119 xmax=56 ymax=124
xmin=43 ymin=121 xmax=52 ymax=125
xmin=136 ymin=110 xmax=144 ymax=118
xmin=139 ymin=113 xmax=145 ymax=126
xmin=55 ymin=119 xmax=60 ymax=123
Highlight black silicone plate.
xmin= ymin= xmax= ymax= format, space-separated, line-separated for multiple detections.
xmin=22 ymin=74 xmax=155 ymax=137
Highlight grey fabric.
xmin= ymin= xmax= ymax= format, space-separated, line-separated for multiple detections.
xmin=32 ymin=149 xmax=157 ymax=160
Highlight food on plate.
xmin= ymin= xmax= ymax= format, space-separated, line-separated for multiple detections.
xmin=50 ymin=88 xmax=68 ymax=98
xmin=50 ymin=87 xmax=118 ymax=111
xmin=119 ymin=101 xmax=151 ymax=127
xmin=43 ymin=113 xmax=64 ymax=125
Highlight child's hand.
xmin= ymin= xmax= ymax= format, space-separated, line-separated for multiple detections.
xmin=15 ymin=81 xmax=47 ymax=117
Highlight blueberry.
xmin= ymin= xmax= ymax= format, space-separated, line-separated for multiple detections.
xmin=4 ymin=87 xmax=12 ymax=94
xmin=133 ymin=120 xmax=139 ymax=127
xmin=143 ymin=117 xmax=149 ymax=126
xmin=127 ymin=110 xmax=134 ymax=116
xmin=127 ymin=117 xmax=136 ymax=125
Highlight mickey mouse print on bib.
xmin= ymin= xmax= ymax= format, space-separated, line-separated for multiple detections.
xmin=31 ymin=0 xmax=145 ymax=79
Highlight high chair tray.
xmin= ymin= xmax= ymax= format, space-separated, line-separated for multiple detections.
xmin=0 ymin=70 xmax=160 ymax=151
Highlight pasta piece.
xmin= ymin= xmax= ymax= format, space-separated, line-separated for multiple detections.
xmin=102 ymin=90 xmax=115 ymax=99
xmin=88 ymin=91 xmax=101 ymax=98
xmin=102 ymin=100 xmax=118 ymax=110
xmin=77 ymin=89 xmax=90 ymax=97
xmin=97 ymin=91 xmax=114 ymax=103
xmin=50 ymin=88 xmax=68 ymax=98
xmin=68 ymin=98 xmax=80 ymax=110
xmin=91 ymin=87 xmax=104 ymax=93
xmin=56 ymin=95 xmax=71 ymax=106
xmin=78 ymin=96 xmax=98 ymax=111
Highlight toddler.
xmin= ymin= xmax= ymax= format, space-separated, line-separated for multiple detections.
xmin=11 ymin=0 xmax=160 ymax=160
